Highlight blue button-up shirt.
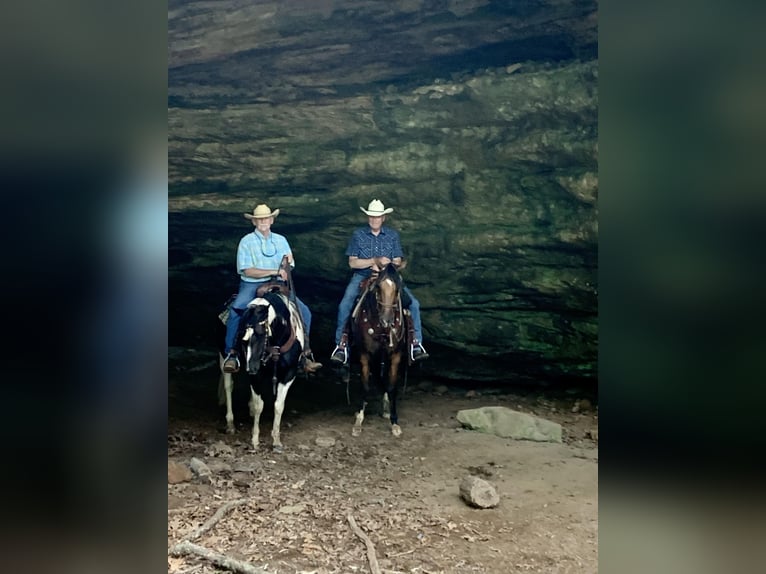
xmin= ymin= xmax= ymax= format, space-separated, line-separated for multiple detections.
xmin=345 ymin=225 xmax=403 ymax=278
xmin=236 ymin=230 xmax=293 ymax=283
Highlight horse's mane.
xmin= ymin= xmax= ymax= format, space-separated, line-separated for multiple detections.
xmin=261 ymin=292 xmax=293 ymax=342
xmin=263 ymin=291 xmax=289 ymax=317
xmin=379 ymin=262 xmax=403 ymax=286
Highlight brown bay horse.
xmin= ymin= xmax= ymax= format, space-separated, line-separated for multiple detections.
xmin=350 ymin=262 xmax=408 ymax=437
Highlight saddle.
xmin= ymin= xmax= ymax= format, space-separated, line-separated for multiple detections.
xmin=217 ymin=280 xmax=291 ymax=326
xmin=218 ymin=294 xmax=236 ymax=325
xmin=256 ymin=279 xmax=290 ymax=298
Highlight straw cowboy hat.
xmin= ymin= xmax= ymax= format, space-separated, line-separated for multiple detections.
xmin=360 ymin=199 xmax=393 ymax=216
xmin=244 ymin=204 xmax=280 ymax=220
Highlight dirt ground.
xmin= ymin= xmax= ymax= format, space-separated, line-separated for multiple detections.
xmin=168 ymin=349 xmax=598 ymax=574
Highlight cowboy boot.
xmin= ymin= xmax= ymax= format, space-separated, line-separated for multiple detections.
xmin=300 ymin=348 xmax=323 ymax=373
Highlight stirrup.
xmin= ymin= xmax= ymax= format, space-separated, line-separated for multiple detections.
xmin=410 ymin=342 xmax=429 ymax=362
xmin=223 ymin=353 xmax=240 ymax=373
xmin=330 ymin=344 xmax=348 ymax=365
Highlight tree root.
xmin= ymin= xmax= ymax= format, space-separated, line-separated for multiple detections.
xmin=169 ymin=541 xmax=272 ymax=574
xmin=186 ymin=498 xmax=249 ymax=541
xmin=169 ymin=498 xmax=273 ymax=574
xmin=347 ymin=513 xmax=382 ymax=574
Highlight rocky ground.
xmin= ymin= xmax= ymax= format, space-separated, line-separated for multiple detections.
xmin=168 ymin=349 xmax=598 ymax=573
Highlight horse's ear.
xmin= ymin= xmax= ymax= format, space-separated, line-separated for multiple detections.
xmin=397 ymin=259 xmax=407 ymax=271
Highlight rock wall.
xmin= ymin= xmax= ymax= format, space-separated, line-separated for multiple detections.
xmin=169 ymin=0 xmax=598 ymax=385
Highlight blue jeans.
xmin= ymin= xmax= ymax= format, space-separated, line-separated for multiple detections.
xmin=334 ymin=273 xmax=423 ymax=344
xmin=225 ymin=279 xmax=312 ymax=354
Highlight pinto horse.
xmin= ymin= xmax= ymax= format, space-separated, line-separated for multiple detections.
xmin=218 ymin=291 xmax=304 ymax=453
xmin=350 ymin=262 xmax=408 ymax=437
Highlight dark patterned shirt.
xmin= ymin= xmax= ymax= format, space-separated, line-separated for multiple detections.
xmin=345 ymin=225 xmax=403 ymax=278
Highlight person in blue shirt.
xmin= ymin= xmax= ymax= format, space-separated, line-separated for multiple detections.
xmin=330 ymin=199 xmax=429 ymax=365
xmin=222 ymin=204 xmax=322 ymax=374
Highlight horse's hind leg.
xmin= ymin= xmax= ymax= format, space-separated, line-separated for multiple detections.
xmin=218 ymin=356 xmax=236 ymax=434
xmin=353 ymin=404 xmax=367 ymax=437
xmin=271 ymin=379 xmax=294 ymax=454
xmin=381 ymin=392 xmax=390 ymax=419
xmin=249 ymin=385 xmax=264 ymax=451
xmin=388 ymin=353 xmax=403 ymax=437
xmin=388 ymin=387 xmax=401 ymax=437
xmin=353 ymin=355 xmax=371 ymax=437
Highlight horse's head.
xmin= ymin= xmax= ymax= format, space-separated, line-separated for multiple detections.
xmin=240 ymin=301 xmax=272 ymax=374
xmin=374 ymin=263 xmax=403 ymax=329
xmin=240 ymin=294 xmax=302 ymax=377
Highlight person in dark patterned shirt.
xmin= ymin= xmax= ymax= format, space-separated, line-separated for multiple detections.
xmin=330 ymin=199 xmax=429 ymax=365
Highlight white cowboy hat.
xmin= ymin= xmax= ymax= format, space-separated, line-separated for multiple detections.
xmin=360 ymin=199 xmax=393 ymax=216
xmin=244 ymin=204 xmax=280 ymax=220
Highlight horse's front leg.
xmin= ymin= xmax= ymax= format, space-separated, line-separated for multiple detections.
xmin=353 ymin=354 xmax=372 ymax=437
xmin=249 ymin=383 xmax=264 ymax=451
xmin=271 ymin=378 xmax=294 ymax=454
xmin=387 ymin=352 xmax=402 ymax=437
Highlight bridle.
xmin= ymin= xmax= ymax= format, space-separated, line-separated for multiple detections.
xmin=242 ymin=302 xmax=298 ymax=394
xmin=371 ymin=274 xmax=404 ymax=349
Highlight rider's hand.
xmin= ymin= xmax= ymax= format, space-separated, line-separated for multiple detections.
xmin=372 ymin=257 xmax=391 ymax=271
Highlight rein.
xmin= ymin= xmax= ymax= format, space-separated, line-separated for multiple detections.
xmin=366 ymin=287 xmax=404 ymax=349
xmin=261 ymin=308 xmax=298 ymax=395
xmin=263 ymin=317 xmax=297 ymax=360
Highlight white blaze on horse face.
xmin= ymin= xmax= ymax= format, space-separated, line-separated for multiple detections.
xmin=380 ymin=278 xmax=396 ymax=302
xmin=250 ymin=298 xmax=277 ymax=326
xmin=245 ymin=332 xmax=253 ymax=366
xmin=379 ymin=277 xmax=397 ymax=326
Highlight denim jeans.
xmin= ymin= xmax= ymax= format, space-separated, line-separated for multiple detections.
xmin=225 ymin=279 xmax=311 ymax=354
xmin=334 ymin=274 xmax=423 ymax=344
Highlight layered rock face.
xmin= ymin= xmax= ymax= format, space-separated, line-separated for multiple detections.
xmin=169 ymin=0 xmax=598 ymax=385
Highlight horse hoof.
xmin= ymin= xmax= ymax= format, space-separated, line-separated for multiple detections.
xmin=352 ymin=427 xmax=362 ymax=437
xmin=391 ymin=424 xmax=402 ymax=437
xmin=272 ymin=445 xmax=284 ymax=454
xmin=226 ymin=427 xmax=236 ymax=435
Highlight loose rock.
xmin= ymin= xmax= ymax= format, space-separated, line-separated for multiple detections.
xmin=189 ymin=457 xmax=212 ymax=481
xmin=315 ymin=436 xmax=336 ymax=448
xmin=205 ymin=440 xmax=234 ymax=457
xmin=459 ymin=475 xmax=500 ymax=508
xmin=168 ymin=460 xmax=193 ymax=484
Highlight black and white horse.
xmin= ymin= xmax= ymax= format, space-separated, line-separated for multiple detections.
xmin=218 ymin=292 xmax=304 ymax=453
